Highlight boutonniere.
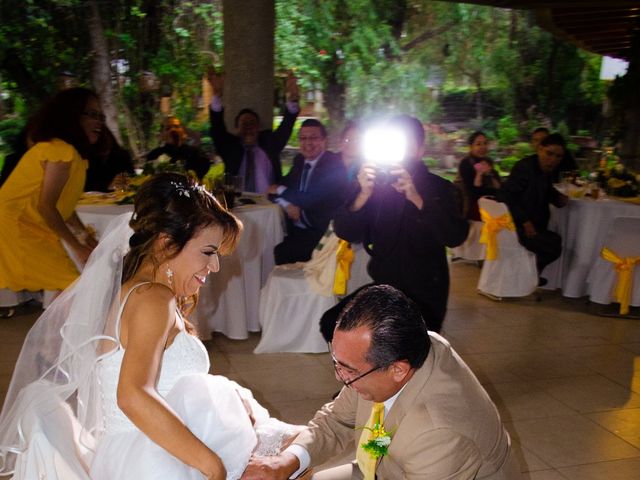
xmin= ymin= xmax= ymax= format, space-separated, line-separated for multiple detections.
xmin=359 ymin=422 xmax=394 ymax=459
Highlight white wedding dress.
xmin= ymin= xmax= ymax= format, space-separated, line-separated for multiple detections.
xmin=89 ymin=283 xmax=295 ymax=480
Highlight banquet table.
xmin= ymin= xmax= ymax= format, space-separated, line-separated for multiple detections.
xmin=542 ymin=197 xmax=640 ymax=298
xmin=79 ymin=195 xmax=285 ymax=340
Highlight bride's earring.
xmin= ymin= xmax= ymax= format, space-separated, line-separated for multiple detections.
xmin=165 ymin=265 xmax=174 ymax=289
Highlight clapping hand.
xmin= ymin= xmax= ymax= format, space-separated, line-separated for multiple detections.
xmin=206 ymin=66 xmax=224 ymax=97
xmin=474 ymin=160 xmax=492 ymax=175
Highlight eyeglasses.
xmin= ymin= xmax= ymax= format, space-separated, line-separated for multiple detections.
xmin=330 ymin=347 xmax=381 ymax=387
xmin=299 ymin=135 xmax=323 ymax=142
xmin=83 ymin=110 xmax=106 ymax=122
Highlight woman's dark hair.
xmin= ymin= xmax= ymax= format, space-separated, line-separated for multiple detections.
xmin=340 ymin=120 xmax=359 ymax=140
xmin=122 ymin=173 xmax=243 ymax=317
xmin=29 ymin=87 xmax=103 ymax=158
xmin=468 ymin=130 xmax=487 ymax=146
xmin=540 ymin=132 xmax=566 ymax=148
xmin=336 ymin=285 xmax=430 ymax=370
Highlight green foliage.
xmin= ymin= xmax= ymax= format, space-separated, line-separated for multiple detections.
xmin=496 ymin=115 xmax=519 ymax=146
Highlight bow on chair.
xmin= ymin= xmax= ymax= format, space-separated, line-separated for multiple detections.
xmin=479 ymin=208 xmax=515 ymax=260
xmin=601 ymin=247 xmax=640 ymax=315
xmin=333 ymin=240 xmax=355 ymax=295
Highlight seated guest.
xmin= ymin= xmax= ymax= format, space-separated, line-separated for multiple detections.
xmin=530 ymin=126 xmax=577 ymax=183
xmin=503 ymin=133 xmax=569 ymax=285
xmin=269 ymin=119 xmax=348 ymax=265
xmin=145 ymin=116 xmax=210 ymax=180
xmin=325 ymin=115 xmax=468 ymax=334
xmin=457 ymin=130 xmax=501 ymax=220
xmin=338 ymin=120 xmax=362 ymax=183
xmin=207 ymin=68 xmax=299 ymax=193
xmin=85 ymin=127 xmax=135 ymax=192
xmin=243 ymin=285 xmax=521 ymax=480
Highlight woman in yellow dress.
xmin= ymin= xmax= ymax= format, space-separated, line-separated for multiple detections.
xmin=0 ymin=88 xmax=104 ymax=308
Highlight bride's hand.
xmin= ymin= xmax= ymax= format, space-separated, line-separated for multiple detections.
xmin=202 ymin=453 xmax=226 ymax=480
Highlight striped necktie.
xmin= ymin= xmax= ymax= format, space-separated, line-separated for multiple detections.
xmin=356 ymin=402 xmax=385 ymax=480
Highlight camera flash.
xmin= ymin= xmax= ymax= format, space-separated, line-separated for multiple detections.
xmin=362 ymin=126 xmax=406 ymax=166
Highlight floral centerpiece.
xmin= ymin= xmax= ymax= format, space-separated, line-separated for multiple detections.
xmin=592 ymin=149 xmax=639 ymax=197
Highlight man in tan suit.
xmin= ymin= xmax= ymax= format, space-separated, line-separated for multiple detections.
xmin=242 ymin=285 xmax=521 ymax=480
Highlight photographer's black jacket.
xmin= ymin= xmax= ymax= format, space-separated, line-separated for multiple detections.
xmin=334 ymin=161 xmax=468 ymax=331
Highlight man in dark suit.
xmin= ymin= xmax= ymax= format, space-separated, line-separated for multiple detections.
xmin=242 ymin=285 xmax=520 ymax=480
xmin=207 ymin=68 xmax=299 ymax=192
xmin=269 ymin=118 xmax=348 ymax=265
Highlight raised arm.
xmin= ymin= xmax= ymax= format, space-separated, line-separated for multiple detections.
xmin=117 ymin=284 xmax=226 ymax=480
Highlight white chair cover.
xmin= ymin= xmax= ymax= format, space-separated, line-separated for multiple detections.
xmin=477 ymin=198 xmax=538 ymax=298
xmin=254 ymin=243 xmax=372 ymax=354
xmin=587 ymin=217 xmax=640 ymax=308
xmin=451 ymin=220 xmax=485 ymax=261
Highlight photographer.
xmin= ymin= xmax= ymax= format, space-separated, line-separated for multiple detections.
xmin=328 ymin=115 xmax=468 ymax=334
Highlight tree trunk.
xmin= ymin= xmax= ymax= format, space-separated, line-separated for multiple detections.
xmin=87 ymin=0 xmax=121 ymax=144
xmin=474 ymin=77 xmax=483 ymax=121
xmin=222 ymin=0 xmax=275 ymax=131
xmin=324 ymin=74 xmax=345 ymax=130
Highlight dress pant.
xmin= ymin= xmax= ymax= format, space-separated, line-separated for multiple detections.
xmin=517 ymin=228 xmax=562 ymax=275
xmin=274 ymin=224 xmax=324 ymax=265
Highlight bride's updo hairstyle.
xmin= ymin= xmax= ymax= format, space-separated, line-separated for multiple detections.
xmin=122 ymin=172 xmax=242 ymax=286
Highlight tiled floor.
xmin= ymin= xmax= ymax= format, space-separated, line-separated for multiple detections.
xmin=1 ymin=262 xmax=639 ymax=479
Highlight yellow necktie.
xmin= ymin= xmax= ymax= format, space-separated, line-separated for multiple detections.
xmin=356 ymin=402 xmax=385 ymax=480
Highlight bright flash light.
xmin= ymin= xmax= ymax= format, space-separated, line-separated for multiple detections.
xmin=362 ymin=126 xmax=406 ymax=166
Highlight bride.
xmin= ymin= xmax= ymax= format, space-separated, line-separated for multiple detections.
xmin=0 ymin=173 xmax=298 ymax=479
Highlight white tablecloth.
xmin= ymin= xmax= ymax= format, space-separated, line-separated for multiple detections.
xmin=193 ymin=203 xmax=285 ymax=340
xmin=543 ymin=198 xmax=640 ymax=298
xmin=77 ymin=204 xmax=134 ymax=236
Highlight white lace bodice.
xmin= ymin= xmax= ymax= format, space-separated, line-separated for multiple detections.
xmin=96 ymin=284 xmax=210 ymax=436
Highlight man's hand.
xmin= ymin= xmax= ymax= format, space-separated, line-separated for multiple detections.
xmin=267 ymin=184 xmax=280 ymax=195
xmin=389 ymin=167 xmax=423 ymax=210
xmin=241 ymin=453 xmax=300 ymax=480
xmin=522 ymin=221 xmax=537 ymax=238
xmin=206 ymin=66 xmax=224 ymax=97
xmin=286 ymin=204 xmax=301 ymax=222
xmin=349 ymin=164 xmax=376 ymax=212
xmin=285 ymin=70 xmax=299 ymax=103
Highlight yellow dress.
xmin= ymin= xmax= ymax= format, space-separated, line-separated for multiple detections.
xmin=0 ymin=139 xmax=87 ymax=291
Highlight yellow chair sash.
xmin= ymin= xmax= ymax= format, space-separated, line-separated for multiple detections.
xmin=333 ymin=240 xmax=355 ymax=295
xmin=601 ymin=247 xmax=640 ymax=315
xmin=479 ymin=208 xmax=515 ymax=260
xmin=356 ymin=402 xmax=385 ymax=480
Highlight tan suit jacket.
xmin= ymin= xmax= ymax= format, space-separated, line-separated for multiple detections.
xmin=293 ymin=333 xmax=521 ymax=479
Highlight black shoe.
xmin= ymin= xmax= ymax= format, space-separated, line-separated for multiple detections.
xmin=0 ymin=307 xmax=15 ymax=318
xmin=537 ymin=277 xmax=548 ymax=287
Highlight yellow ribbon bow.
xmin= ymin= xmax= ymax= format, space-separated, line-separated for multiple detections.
xmin=601 ymin=247 xmax=640 ymax=315
xmin=479 ymin=208 xmax=516 ymax=260
xmin=356 ymin=402 xmax=385 ymax=480
xmin=333 ymin=240 xmax=355 ymax=295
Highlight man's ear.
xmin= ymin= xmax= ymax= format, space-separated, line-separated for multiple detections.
xmin=390 ymin=360 xmax=412 ymax=382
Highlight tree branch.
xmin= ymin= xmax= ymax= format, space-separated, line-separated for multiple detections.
xmin=401 ymin=20 xmax=459 ymax=52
